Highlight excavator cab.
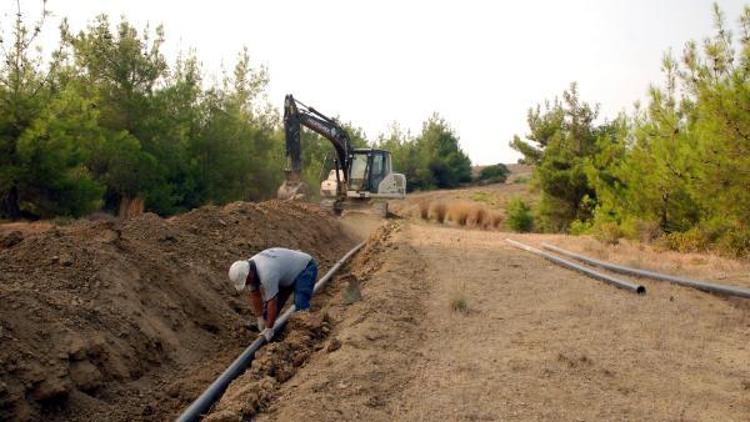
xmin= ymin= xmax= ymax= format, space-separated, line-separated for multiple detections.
xmin=348 ymin=149 xmax=391 ymax=194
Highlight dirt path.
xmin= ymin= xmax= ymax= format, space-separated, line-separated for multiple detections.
xmin=260 ymin=222 xmax=750 ymax=421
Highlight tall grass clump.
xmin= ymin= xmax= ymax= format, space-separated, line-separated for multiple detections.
xmin=491 ymin=213 xmax=504 ymax=229
xmin=448 ymin=202 xmax=472 ymax=226
xmin=450 ymin=280 xmax=469 ymax=314
xmin=431 ymin=202 xmax=447 ymax=224
xmin=469 ymin=206 xmax=488 ymax=229
xmin=418 ymin=200 xmax=430 ymax=220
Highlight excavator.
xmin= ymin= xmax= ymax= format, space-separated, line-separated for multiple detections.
xmin=277 ymin=94 xmax=406 ymax=216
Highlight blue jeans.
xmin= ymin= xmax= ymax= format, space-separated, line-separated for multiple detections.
xmin=293 ymin=259 xmax=318 ymax=310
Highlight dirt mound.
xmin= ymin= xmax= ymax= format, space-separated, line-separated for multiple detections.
xmin=0 ymin=200 xmax=355 ymax=421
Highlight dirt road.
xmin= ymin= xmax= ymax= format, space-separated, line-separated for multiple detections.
xmin=256 ymin=221 xmax=750 ymax=421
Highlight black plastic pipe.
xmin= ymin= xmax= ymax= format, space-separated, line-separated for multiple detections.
xmin=541 ymin=243 xmax=750 ymax=299
xmin=505 ymin=239 xmax=646 ymax=294
xmin=176 ymin=242 xmax=365 ymax=422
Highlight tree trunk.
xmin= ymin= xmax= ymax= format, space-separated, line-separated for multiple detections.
xmin=0 ymin=186 xmax=21 ymax=219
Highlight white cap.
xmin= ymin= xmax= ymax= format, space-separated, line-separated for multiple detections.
xmin=228 ymin=260 xmax=249 ymax=292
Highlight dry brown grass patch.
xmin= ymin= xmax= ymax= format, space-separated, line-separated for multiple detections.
xmin=491 ymin=213 xmax=504 ymax=228
xmin=418 ymin=200 xmax=430 ymax=220
xmin=469 ymin=206 xmax=488 ymax=229
xmin=448 ymin=201 xmax=472 ymax=226
xmin=431 ymin=202 xmax=448 ymax=224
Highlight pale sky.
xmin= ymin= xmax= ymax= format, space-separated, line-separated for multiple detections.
xmin=4 ymin=0 xmax=748 ymax=164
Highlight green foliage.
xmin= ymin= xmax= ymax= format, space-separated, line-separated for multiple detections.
xmin=0 ymin=10 xmax=281 ymax=218
xmin=15 ymin=88 xmax=105 ymax=217
xmin=592 ymin=222 xmax=623 ymax=245
xmin=477 ymin=163 xmax=509 ymax=184
xmin=516 ymin=4 xmax=750 ymax=256
xmin=568 ymin=219 xmax=592 ymax=235
xmin=0 ymin=5 xmax=477 ymax=218
xmin=511 ymin=83 xmax=601 ymax=232
xmin=376 ymin=116 xmax=472 ymax=192
xmin=505 ymin=197 xmax=534 ymax=232
xmin=470 ymin=191 xmax=495 ymax=205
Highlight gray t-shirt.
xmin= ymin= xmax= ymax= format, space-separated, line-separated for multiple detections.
xmin=248 ymin=247 xmax=313 ymax=302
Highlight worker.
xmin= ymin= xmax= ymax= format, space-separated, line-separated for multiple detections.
xmin=228 ymin=247 xmax=318 ymax=342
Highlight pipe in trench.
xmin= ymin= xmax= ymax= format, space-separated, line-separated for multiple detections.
xmin=541 ymin=243 xmax=750 ymax=299
xmin=505 ymin=239 xmax=646 ymax=295
xmin=176 ymin=241 xmax=366 ymax=422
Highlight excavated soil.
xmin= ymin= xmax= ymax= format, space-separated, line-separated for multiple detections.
xmin=204 ymin=222 xmax=404 ymax=420
xmin=0 ymin=200 xmax=355 ymax=421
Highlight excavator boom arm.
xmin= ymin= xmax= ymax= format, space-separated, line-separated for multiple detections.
xmin=283 ymin=95 xmax=351 ymax=182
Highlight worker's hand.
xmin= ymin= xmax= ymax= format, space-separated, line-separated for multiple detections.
xmin=257 ymin=316 xmax=266 ymax=331
xmin=261 ymin=327 xmax=274 ymax=342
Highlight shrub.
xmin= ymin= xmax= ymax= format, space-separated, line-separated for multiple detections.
xmin=431 ymin=202 xmax=447 ymax=224
xmin=450 ymin=294 xmax=469 ymax=313
xmin=513 ymin=175 xmax=530 ymax=184
xmin=569 ymin=219 xmax=592 ymax=235
xmin=620 ymin=218 xmax=662 ymax=243
xmin=505 ymin=197 xmax=533 ymax=232
xmin=477 ymin=163 xmax=510 ymax=184
xmin=715 ymin=228 xmax=750 ymax=257
xmin=663 ymin=228 xmax=709 ymax=253
xmin=593 ymin=222 xmax=623 ymax=245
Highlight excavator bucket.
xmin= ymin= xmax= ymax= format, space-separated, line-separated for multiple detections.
xmin=277 ymin=171 xmax=308 ymax=201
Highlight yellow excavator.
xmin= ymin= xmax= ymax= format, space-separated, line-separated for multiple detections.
xmin=277 ymin=95 xmax=406 ymax=216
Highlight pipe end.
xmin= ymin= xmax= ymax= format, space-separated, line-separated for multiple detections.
xmin=636 ymin=285 xmax=646 ymax=295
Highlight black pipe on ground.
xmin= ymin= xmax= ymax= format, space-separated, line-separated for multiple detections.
xmin=541 ymin=243 xmax=750 ymax=299
xmin=176 ymin=242 xmax=365 ymax=422
xmin=505 ymin=239 xmax=646 ymax=295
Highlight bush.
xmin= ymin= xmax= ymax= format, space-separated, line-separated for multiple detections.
xmin=593 ymin=222 xmax=623 ymax=245
xmin=505 ymin=197 xmax=534 ymax=232
xmin=715 ymin=228 xmax=750 ymax=257
xmin=663 ymin=228 xmax=709 ymax=253
xmin=619 ymin=218 xmax=662 ymax=243
xmin=477 ymin=163 xmax=509 ymax=184
xmin=569 ymin=219 xmax=592 ymax=235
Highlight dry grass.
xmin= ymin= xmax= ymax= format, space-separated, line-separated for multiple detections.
xmin=533 ymin=234 xmax=750 ymax=285
xmin=412 ymin=199 xmax=501 ymax=231
xmin=491 ymin=213 xmax=504 ymax=229
xmin=418 ymin=201 xmax=430 ymax=220
xmin=431 ymin=202 xmax=447 ymax=224
xmin=448 ymin=201 xmax=472 ymax=226
xmin=469 ymin=206 xmax=488 ymax=229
